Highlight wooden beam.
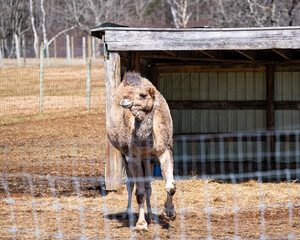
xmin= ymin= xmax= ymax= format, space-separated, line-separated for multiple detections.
xmin=99 ymin=27 xmax=300 ymax=51
xmin=200 ymin=50 xmax=217 ymax=59
xmin=167 ymin=100 xmax=266 ymax=110
xmin=105 ymin=51 xmax=123 ymax=192
xmin=235 ymin=50 xmax=257 ymax=60
xmin=174 ymin=132 xmax=300 ymax=142
xmin=272 ymin=49 xmax=293 ymax=60
xmin=158 ymin=64 xmax=265 ymax=73
xmin=275 ymin=101 xmax=300 ymax=110
xmin=167 ymin=100 xmax=300 ymax=110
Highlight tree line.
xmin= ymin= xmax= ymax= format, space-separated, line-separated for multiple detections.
xmin=0 ymin=0 xmax=299 ymax=58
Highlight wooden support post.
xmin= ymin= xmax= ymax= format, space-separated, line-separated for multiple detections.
xmin=82 ymin=37 xmax=86 ymax=66
xmin=92 ymin=37 xmax=96 ymax=63
xmin=88 ymin=35 xmax=92 ymax=59
xmin=105 ymin=51 xmax=123 ymax=192
xmin=130 ymin=51 xmax=140 ymax=72
xmin=71 ymin=36 xmax=74 ymax=59
xmin=266 ymin=64 xmax=275 ymax=171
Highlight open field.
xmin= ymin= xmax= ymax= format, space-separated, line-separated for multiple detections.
xmin=0 ymin=58 xmax=105 ymax=117
xmin=0 ymin=62 xmax=299 ymax=239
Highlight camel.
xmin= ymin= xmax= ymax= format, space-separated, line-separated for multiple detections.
xmin=106 ymin=72 xmax=176 ymax=231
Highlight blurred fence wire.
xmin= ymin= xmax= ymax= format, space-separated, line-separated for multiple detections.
xmin=0 ymin=130 xmax=299 ymax=239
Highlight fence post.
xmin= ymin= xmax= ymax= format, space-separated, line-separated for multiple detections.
xmin=66 ymin=34 xmax=71 ymax=65
xmin=22 ymin=35 xmax=26 ymax=67
xmin=36 ymin=36 xmax=39 ymax=59
xmin=46 ymin=38 xmax=50 ymax=66
xmin=1 ymin=39 xmax=4 ymax=58
xmin=0 ymin=44 xmax=2 ymax=67
xmin=82 ymin=37 xmax=86 ymax=66
xmin=14 ymin=34 xmax=21 ymax=67
xmin=86 ymin=59 xmax=91 ymax=110
xmin=71 ymin=36 xmax=74 ymax=59
xmin=88 ymin=35 xmax=91 ymax=59
xmin=40 ymin=43 xmax=44 ymax=114
xmin=54 ymin=38 xmax=57 ymax=58
xmin=92 ymin=37 xmax=96 ymax=64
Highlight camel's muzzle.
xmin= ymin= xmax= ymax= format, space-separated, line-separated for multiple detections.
xmin=120 ymin=98 xmax=133 ymax=108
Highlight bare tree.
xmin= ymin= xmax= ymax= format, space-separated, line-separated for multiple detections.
xmin=167 ymin=0 xmax=193 ymax=28
xmin=29 ymin=0 xmax=39 ymax=57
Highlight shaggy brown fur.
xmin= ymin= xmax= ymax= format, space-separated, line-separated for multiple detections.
xmin=106 ymin=72 xmax=176 ymax=231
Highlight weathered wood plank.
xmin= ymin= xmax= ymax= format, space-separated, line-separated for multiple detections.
xmin=167 ymin=100 xmax=267 ymax=110
xmin=97 ymin=27 xmax=300 ymax=51
xmin=158 ymin=64 xmax=265 ymax=73
xmin=105 ymin=52 xmax=123 ymax=192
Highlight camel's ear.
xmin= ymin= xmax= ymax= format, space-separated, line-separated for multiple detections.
xmin=148 ymin=88 xmax=156 ymax=98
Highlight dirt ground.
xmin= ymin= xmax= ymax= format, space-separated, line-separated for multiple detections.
xmin=0 ymin=61 xmax=299 ymax=239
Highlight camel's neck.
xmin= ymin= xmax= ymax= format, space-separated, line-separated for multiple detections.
xmin=134 ymin=109 xmax=154 ymax=143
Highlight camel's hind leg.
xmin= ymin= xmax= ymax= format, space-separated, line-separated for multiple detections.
xmin=127 ymin=157 xmax=148 ymax=231
xmin=144 ymin=159 xmax=154 ymax=222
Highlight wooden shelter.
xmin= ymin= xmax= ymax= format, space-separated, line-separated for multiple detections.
xmin=91 ymin=26 xmax=300 ymax=190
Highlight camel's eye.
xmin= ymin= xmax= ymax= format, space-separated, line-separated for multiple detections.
xmin=140 ymin=94 xmax=147 ymax=99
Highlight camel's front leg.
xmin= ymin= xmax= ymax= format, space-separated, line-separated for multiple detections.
xmin=158 ymin=150 xmax=176 ymax=221
xmin=128 ymin=158 xmax=148 ymax=231
xmin=144 ymin=159 xmax=154 ymax=222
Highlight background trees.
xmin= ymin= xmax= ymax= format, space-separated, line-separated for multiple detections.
xmin=0 ymin=0 xmax=299 ymax=58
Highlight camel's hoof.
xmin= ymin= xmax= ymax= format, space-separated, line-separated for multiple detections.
xmin=162 ymin=205 xmax=176 ymax=221
xmin=134 ymin=221 xmax=148 ymax=231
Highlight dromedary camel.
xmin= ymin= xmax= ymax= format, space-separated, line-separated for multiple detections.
xmin=106 ymin=72 xmax=176 ymax=231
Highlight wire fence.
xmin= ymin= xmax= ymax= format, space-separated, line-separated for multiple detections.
xmin=0 ymin=58 xmax=104 ymax=117
xmin=0 ymin=131 xmax=299 ymax=239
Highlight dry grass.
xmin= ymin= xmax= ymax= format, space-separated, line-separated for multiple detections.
xmin=1 ymin=62 xmax=300 ymax=239
xmin=0 ymin=179 xmax=299 ymax=239
xmin=0 ymin=58 xmax=105 ymax=116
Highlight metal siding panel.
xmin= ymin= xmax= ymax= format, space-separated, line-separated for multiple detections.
xmin=218 ymin=73 xmax=228 ymax=132
xmin=182 ymin=74 xmax=191 ymax=133
xmin=200 ymin=73 xmax=209 ymax=132
xmin=173 ymin=74 xmax=182 ymax=134
xmin=237 ymin=73 xmax=246 ymax=131
xmin=209 ymin=73 xmax=218 ymax=132
xmin=255 ymin=72 xmax=266 ymax=130
xmin=291 ymin=72 xmax=300 ymax=130
xmin=191 ymin=73 xmax=201 ymax=133
xmin=227 ymin=72 xmax=237 ymax=132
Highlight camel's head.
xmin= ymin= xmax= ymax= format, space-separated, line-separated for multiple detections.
xmin=119 ymin=72 xmax=156 ymax=122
